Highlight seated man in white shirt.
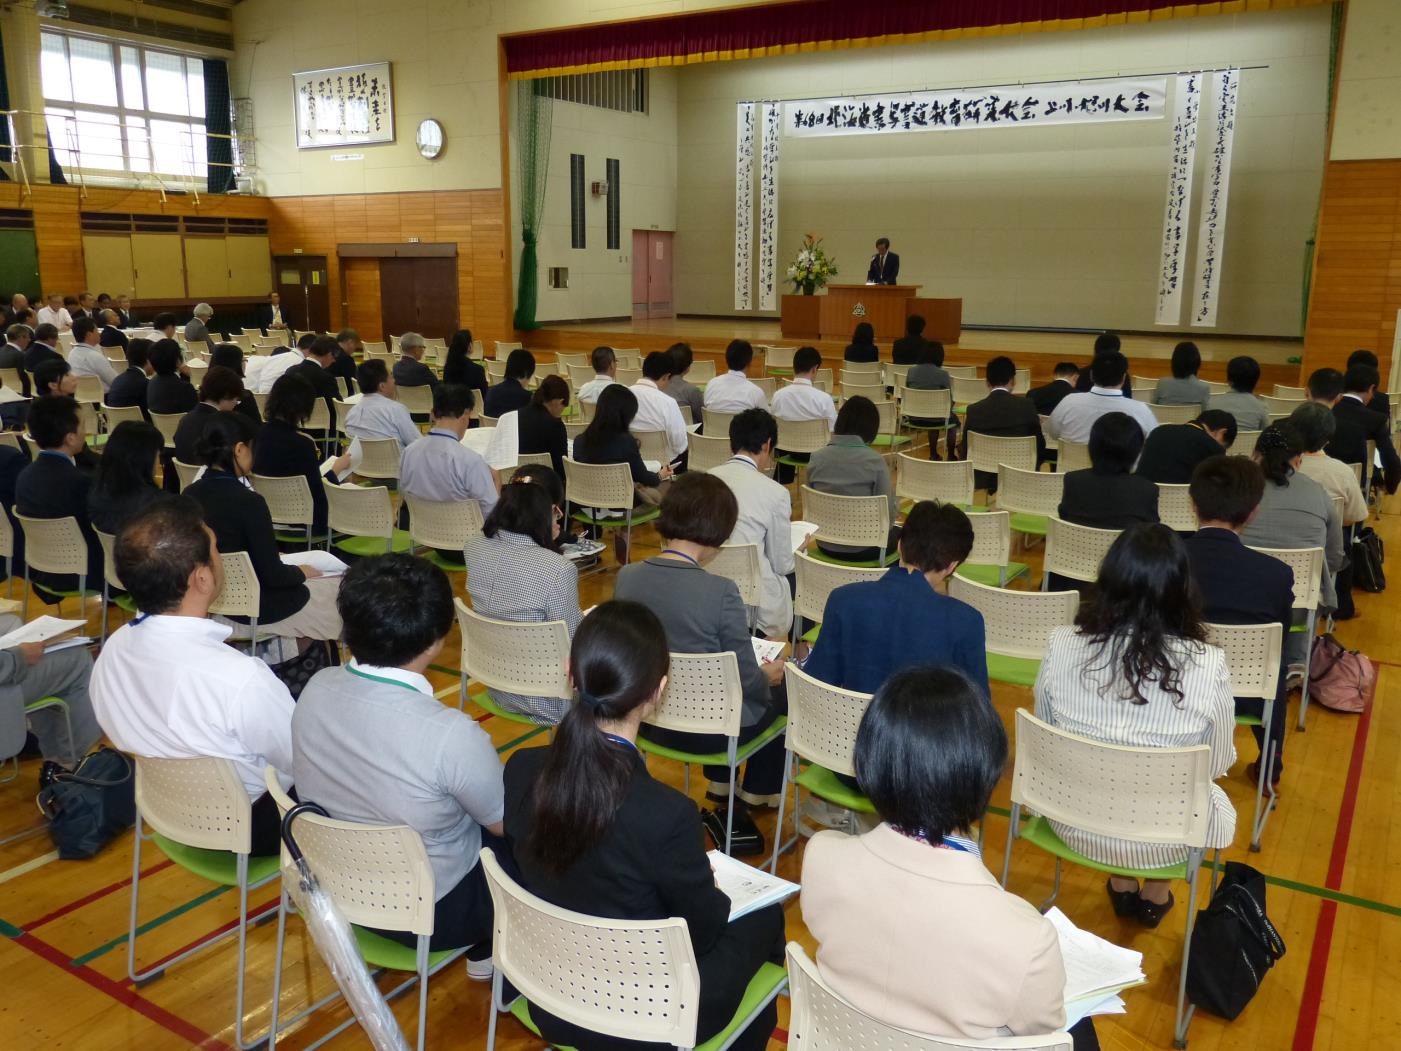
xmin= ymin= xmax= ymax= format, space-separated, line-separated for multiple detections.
xmin=708 ymin=408 xmax=795 ymax=638
xmin=576 ymin=345 xmax=619 ymax=405
xmin=247 ymin=332 xmax=311 ymax=394
xmin=400 ymin=384 xmax=499 ymax=565
xmin=35 ymin=293 xmax=72 ymax=332
xmin=66 ymin=316 xmax=119 ymax=391
xmin=703 ymin=339 xmax=770 ymax=415
xmin=630 ymin=350 xmax=689 ymax=468
xmin=1048 ymin=350 xmax=1157 ymax=445
xmin=345 ymin=358 xmax=421 ymax=448
xmin=90 ymin=498 xmax=296 ymax=856
xmin=769 ymin=345 xmax=836 ymax=483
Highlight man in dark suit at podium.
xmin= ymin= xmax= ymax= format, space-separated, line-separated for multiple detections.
xmin=866 ymin=237 xmax=900 ymax=285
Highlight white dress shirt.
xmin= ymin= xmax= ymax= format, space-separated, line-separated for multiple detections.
xmin=248 ymin=350 xmax=303 ymax=394
xmin=67 ymin=342 xmax=119 ymax=390
xmin=577 ymin=375 xmax=619 ymax=405
xmin=770 ymin=376 xmax=836 ymax=428
xmin=708 ymin=454 xmax=795 ymax=637
xmin=36 ymin=306 xmax=72 ymax=330
xmin=1048 ymin=386 xmax=1158 ymax=444
xmin=703 ymin=370 xmax=770 ymax=413
xmin=90 ymin=615 xmax=296 ymax=801
xmin=630 ymin=378 xmax=688 ymax=461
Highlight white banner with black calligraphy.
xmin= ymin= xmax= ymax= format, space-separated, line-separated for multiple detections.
xmin=782 ymin=78 xmax=1166 ymax=137
xmin=1155 ymin=74 xmax=1203 ymax=326
xmin=1190 ymin=69 xmax=1239 ymax=328
xmin=734 ymin=103 xmax=756 ymax=311
xmin=758 ymin=104 xmax=782 ymax=311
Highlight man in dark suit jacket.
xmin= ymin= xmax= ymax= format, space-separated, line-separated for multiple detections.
xmin=1328 ymin=364 xmax=1401 ymax=493
xmin=890 ymin=314 xmax=933 ymax=366
xmin=106 ymin=340 xmax=153 ymax=415
xmin=0 ymin=324 xmax=32 ymax=398
xmin=23 ymin=326 xmax=64 ymax=375
xmin=1027 ymin=362 xmax=1081 ymax=417
xmin=393 ymin=333 xmax=440 ymax=391
xmin=289 ymin=335 xmax=342 ymax=435
xmin=1184 ymin=456 xmax=1294 ymax=788
xmin=1135 ymin=410 xmax=1235 ymax=484
xmin=865 ymin=237 xmax=900 ymax=285
xmin=0 ymin=442 xmax=27 ymax=576
xmin=256 ymin=292 xmax=289 ymax=334
xmin=960 ymin=355 xmax=1044 ymax=489
xmin=113 ymin=295 xmax=133 ymax=329
xmin=15 ymin=396 xmax=104 ymax=597
xmin=1347 ymin=350 xmax=1390 ymax=420
xmin=98 ymin=311 xmax=128 ymax=351
xmin=329 ymin=329 xmax=360 ymax=397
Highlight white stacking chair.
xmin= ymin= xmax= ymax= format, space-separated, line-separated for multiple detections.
xmin=354 ymin=436 xmax=402 ymax=481
xmin=948 ymin=575 xmax=1079 ymax=687
xmin=689 ymin=358 xmax=717 ymax=384
xmin=397 ymin=383 xmax=434 ymax=418
xmin=704 ymin=543 xmax=763 ymax=627
xmin=566 ymin=363 xmax=595 ymax=388
xmin=515 ymin=451 xmax=554 ymax=470
xmin=172 ymin=458 xmax=202 ymax=491
xmin=896 ymin=452 xmax=973 ymax=508
xmin=775 ymin=416 xmax=832 ymax=482
xmin=615 ymin=367 xmax=642 ymax=387
xmin=102 ymin=402 xmax=146 ymax=429
xmin=1157 ymin=483 xmax=1197 ymax=532
xmin=1055 ymin=439 xmax=1091 ymax=473
xmin=633 ymin=428 xmax=673 ymax=466
xmin=1001 ymin=709 xmax=1218 ymax=1050
xmin=404 ymin=495 xmax=484 ymax=565
xmin=250 ymin=473 xmax=320 ymax=549
xmin=14 ymin=512 xmax=97 ymax=619
xmin=752 ymin=375 xmax=778 ymax=400
xmin=957 ymin=509 xmax=1028 ymax=587
xmin=687 ymin=432 xmax=731 ymax=473
xmin=1013 ymin=368 xmax=1031 ymax=395
xmin=994 ymin=465 xmax=1064 ymax=542
xmin=801 ymin=485 xmax=893 ymax=567
xmin=1227 ymin=430 xmax=1261 ymax=458
xmin=149 ymin=411 xmax=183 ymax=449
xmin=1039 ymin=415 xmax=1058 ymax=455
xmin=944 ymin=364 xmax=977 ymax=380
xmin=1042 ymin=517 xmax=1120 ymax=588
xmin=1259 ymin=394 xmax=1305 ymax=414
xmin=493 ymin=340 xmax=523 ymax=359
xmin=612 ymin=348 xmax=643 ymax=370
xmin=323 ymin=480 xmax=412 ymax=556
xmin=967 ymin=432 xmax=1037 ymax=478
xmin=1206 ymin=380 xmax=1230 ymax=396
xmin=485 ymin=359 xmax=507 ymax=384
xmin=950 ymin=376 xmax=986 ymax=407
xmin=455 ymin=598 xmax=571 ymax=723
xmin=1247 ymin=544 xmax=1324 ymax=729
xmin=792 ymin=551 xmax=886 ymax=647
xmin=702 ymin=408 xmax=737 ymax=436
xmin=838 ymin=361 xmax=881 ymax=379
xmin=1150 ymin=403 xmax=1198 ymax=426
xmin=208 ymin=550 xmax=271 ymax=655
xmin=840 ymin=377 xmax=883 ymax=401
xmin=553 ymin=351 xmax=588 ymax=370
xmin=563 ymin=457 xmax=660 ymax=564
xmin=72 ymin=373 xmax=105 ymax=406
xmin=1272 ymin=384 xmax=1307 ymax=399
xmin=897 ymin=386 xmax=954 ymax=451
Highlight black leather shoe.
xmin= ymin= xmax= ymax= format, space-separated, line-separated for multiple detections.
xmin=702 ymin=807 xmax=765 ymax=856
xmin=1106 ymin=878 xmax=1140 ymax=918
xmin=1137 ymin=892 xmax=1175 ymax=929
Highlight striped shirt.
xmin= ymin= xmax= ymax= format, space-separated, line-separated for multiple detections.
xmin=1033 ymin=626 xmax=1236 ymax=870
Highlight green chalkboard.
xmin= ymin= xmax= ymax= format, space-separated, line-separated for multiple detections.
xmin=0 ymin=230 xmax=39 ymax=303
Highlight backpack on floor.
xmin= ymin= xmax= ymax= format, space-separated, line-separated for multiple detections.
xmin=1352 ymin=526 xmax=1385 ymax=593
xmin=1308 ymin=634 xmax=1375 ymax=713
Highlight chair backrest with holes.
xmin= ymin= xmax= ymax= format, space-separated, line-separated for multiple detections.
xmin=801 ymin=486 xmax=890 ymax=550
xmin=948 ymin=575 xmax=1078 ymax=661
xmin=0 ymin=366 xmax=22 ymax=391
xmin=1259 ymin=394 xmax=1304 ymax=414
xmin=1272 ymin=384 xmax=1306 ymax=399
xmin=405 ymin=495 xmax=483 ymax=551
xmin=208 ymin=551 xmax=260 ymax=620
xmin=840 ymin=361 xmax=881 ymax=378
xmin=704 ymin=543 xmax=762 ymax=607
xmin=793 ymin=551 xmax=886 ymax=624
xmin=564 ymin=457 xmax=635 ymax=511
xmin=897 ymin=454 xmax=972 ymax=506
xmin=687 ymin=432 xmax=731 ymax=473
xmin=645 ymin=651 xmax=744 ymax=738
xmin=355 ymin=436 xmax=402 ymax=479
xmin=1247 ymin=545 xmax=1323 ymax=610
xmin=872 ymin=399 xmax=899 ymax=436
xmin=135 ymin=755 xmax=252 ymax=854
xmin=15 ymin=513 xmax=87 ymax=575
xmin=73 ymin=373 xmax=104 ymax=405
xmin=632 ymin=429 xmax=671 ymax=464
xmin=689 ymin=359 xmax=717 ymax=384
xmin=950 ymin=376 xmax=985 ymax=405
xmin=515 ymin=451 xmax=554 ymax=469
xmin=1149 ymin=403 xmax=1197 ymax=426
xmin=776 ymin=416 xmax=832 ymax=456
xmin=1038 ymin=415 xmax=1059 ymax=452
xmin=397 ymin=384 xmax=433 ymax=416
xmin=995 ymin=465 xmax=1064 ymax=518
xmin=323 ymin=480 xmax=394 ymax=539
xmin=102 ymin=402 xmax=145 ymax=429
xmin=613 ymin=349 xmax=642 ymax=370
xmin=455 ymin=598 xmax=571 ymax=700
xmin=1204 ymin=622 xmax=1282 ymax=702
xmin=567 ymin=364 xmax=595 ymax=389
xmin=964 ymin=510 xmax=1013 ymax=570
xmin=783 ymin=663 xmax=872 ymax=779
xmin=1156 ymin=483 xmax=1196 ymax=532
xmin=149 ymin=411 xmax=183 ymax=448
xmin=1054 ymin=439 xmax=1090 ymax=473
xmin=899 ymin=386 xmax=951 ymax=422
xmin=480 ymin=848 xmax=701 ymax=1047
xmin=702 ymin=408 xmax=737 ymax=435
xmin=944 ymin=365 xmax=976 ymax=380
xmin=494 ymin=341 xmax=523 ymax=359
xmin=94 ymin=528 xmax=122 ymax=590
xmin=1044 ymin=517 xmax=1120 ymax=582
xmin=554 ymin=352 xmax=588 ymax=370
xmin=840 ymin=379 xmax=883 ymax=401
xmin=1010 ymin=709 xmax=1212 ymax=848
xmin=250 ymin=473 xmax=315 ymax=527
xmin=1226 ymin=429 xmax=1260 ymax=458
xmin=486 ymin=360 xmax=507 ymax=384
xmin=967 ymin=432 xmax=1037 ymax=475
xmin=616 ymin=367 xmax=642 ymax=387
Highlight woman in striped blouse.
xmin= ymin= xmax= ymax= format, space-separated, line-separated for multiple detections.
xmin=1033 ymin=523 xmax=1236 ymax=928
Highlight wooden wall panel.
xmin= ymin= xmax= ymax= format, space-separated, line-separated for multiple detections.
xmin=342 ymin=258 xmax=382 ymax=342
xmin=1303 ymin=160 xmax=1401 ymax=385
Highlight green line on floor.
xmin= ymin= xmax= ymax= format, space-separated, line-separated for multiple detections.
xmin=428 ymin=663 xmax=463 ymax=679
xmin=496 ymin=726 xmax=547 ymax=753
xmin=69 ymin=885 xmax=232 ymax=968
xmin=0 ymin=918 xmax=22 ymax=938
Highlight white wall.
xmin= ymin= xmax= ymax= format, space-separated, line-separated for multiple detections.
xmin=674 ymin=7 xmax=1331 ymax=336
xmin=1330 ymin=0 xmax=1401 ymax=160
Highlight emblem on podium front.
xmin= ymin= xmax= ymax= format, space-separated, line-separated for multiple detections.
xmin=851 ymin=302 xmax=866 ymax=318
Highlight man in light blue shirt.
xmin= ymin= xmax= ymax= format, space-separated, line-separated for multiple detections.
xmin=1049 ymin=351 xmax=1157 ymax=444
xmin=344 ymin=358 xmax=421 ymax=448
xmin=400 ymin=383 xmax=499 ymax=517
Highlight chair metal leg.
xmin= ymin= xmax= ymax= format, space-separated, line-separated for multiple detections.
xmin=1037 ymin=857 xmax=1063 ymax=913
xmin=769 ymin=748 xmax=792 ymax=875
xmin=126 ymin=818 xmax=146 ymax=983
xmin=232 ymin=853 xmax=261 ymax=1051
xmin=1297 ymin=609 xmax=1318 ymax=731
xmin=1000 ymin=802 xmax=1021 ymax=887
xmin=485 ymin=970 xmax=502 ymax=1051
xmin=1173 ymin=851 xmax=1205 ymax=1049
xmin=1250 ymin=697 xmax=1277 ymax=852
xmin=415 ymin=936 xmax=430 ymax=1051
xmin=724 ymin=752 xmax=737 ymax=857
xmin=268 ymin=889 xmax=289 ymax=1050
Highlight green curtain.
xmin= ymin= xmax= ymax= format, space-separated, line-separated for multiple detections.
xmin=513 ymin=81 xmax=553 ymax=331
xmin=1302 ymin=1 xmax=1346 ymax=334
xmin=203 ymin=59 xmax=235 ymax=193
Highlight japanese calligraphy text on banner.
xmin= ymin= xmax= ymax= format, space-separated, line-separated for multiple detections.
xmin=1191 ymin=69 xmax=1239 ymax=328
xmin=734 ymin=103 xmax=756 ymax=311
xmin=758 ymin=104 xmax=782 ymax=311
xmin=294 ymin=62 xmax=395 ymax=149
xmin=783 ymin=78 xmax=1166 ymax=137
xmin=1155 ymin=74 xmax=1202 ymax=326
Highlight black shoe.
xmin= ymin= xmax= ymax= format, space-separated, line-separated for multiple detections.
xmin=701 ymin=806 xmax=765 ymax=857
xmin=1106 ymin=878 xmax=1140 ymax=918
xmin=1136 ymin=892 xmax=1175 ymax=929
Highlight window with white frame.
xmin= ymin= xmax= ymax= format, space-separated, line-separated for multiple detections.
xmin=39 ymin=31 xmax=210 ymax=182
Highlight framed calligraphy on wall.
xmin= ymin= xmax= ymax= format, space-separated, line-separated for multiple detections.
xmin=294 ymin=62 xmax=395 ymax=149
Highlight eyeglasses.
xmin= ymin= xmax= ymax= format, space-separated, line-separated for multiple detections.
xmin=552 ymin=506 xmax=564 ymax=523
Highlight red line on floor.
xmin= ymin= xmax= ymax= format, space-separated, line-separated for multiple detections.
xmin=24 ymin=859 xmax=175 ymax=930
xmin=123 ymin=897 xmax=280 ymax=983
xmin=12 ymin=929 xmax=229 ymax=1049
xmin=772 ymin=1025 xmax=789 ymax=1043
xmin=1290 ymin=695 xmax=1375 ymax=1051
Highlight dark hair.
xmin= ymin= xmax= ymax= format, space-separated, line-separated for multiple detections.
xmin=793 ymin=346 xmax=822 ymax=375
xmin=153 ymin=311 xmax=178 ymax=332
xmin=1194 ymin=409 xmax=1238 ymax=446
xmin=667 ymin=342 xmax=692 ymax=375
xmin=1288 ymin=401 xmax=1336 ymax=453
xmin=834 ymin=395 xmax=879 ymax=444
xmin=986 ymin=356 xmax=1016 ymax=388
xmin=900 ymin=501 xmax=973 ymax=573
xmin=1088 ymin=411 xmax=1144 ymax=474
xmin=309 ymin=334 xmax=338 ymax=361
xmin=149 ymin=339 xmax=183 ymax=376
xmin=854 ymin=666 xmax=1004 ymax=838
xmin=1094 ymin=332 xmax=1121 ymax=355
xmin=445 ymin=330 xmax=475 ymax=378
xmin=725 ymin=339 xmax=754 ymax=372
xmin=1344 ymin=363 xmax=1380 ymax=394
xmin=642 ymin=350 xmax=674 ymax=382
xmin=194 ymin=411 xmax=256 ymax=473
xmin=92 ymin=421 xmax=162 ymax=504
xmin=1091 ymin=351 xmax=1129 ymax=387
xmin=1189 ymin=455 xmax=1265 ymax=526
xmin=875 ymin=237 xmax=890 ymax=249
xmin=356 ymin=358 xmax=389 ymax=396
xmin=28 ymin=395 xmax=80 ymax=449
xmin=338 ymin=554 xmax=454 ymax=667
xmin=336 ymin=328 xmax=359 ymax=345
xmin=850 ymin=322 xmax=875 ymax=347
xmin=532 ymin=374 xmax=571 ymax=408
xmin=33 ymin=323 xmax=58 ymax=344
xmin=5 ymin=322 xmax=30 ymax=345
xmin=505 ymin=348 xmax=536 ymax=382
xmin=916 ymin=340 xmax=945 ymax=367
xmin=728 ymin=407 xmax=777 ymax=456
xmin=482 ymin=475 xmax=556 ymax=549
xmin=296 ymin=332 xmax=317 ymax=351
xmin=198 ymin=365 xmax=244 ymax=405
xmin=1227 ymin=355 xmax=1261 ymax=393
xmin=264 ymin=373 xmax=316 ymax=427
xmin=1171 ymin=341 xmax=1201 ymax=379
xmin=657 ymin=472 xmax=737 ymax=548
xmin=509 ymin=463 xmax=565 ymax=509
xmin=524 ymin=602 xmax=670 ymax=873
xmin=590 ymin=345 xmax=616 ymax=373
xmin=433 ymin=383 xmax=474 ymax=418
xmin=579 ymin=383 xmax=638 ymax=450
xmin=905 ymin=314 xmax=926 ymax=336
xmin=1054 ymin=361 xmax=1080 ymax=377
xmin=1254 ymin=421 xmax=1302 ymax=486
xmin=33 ymin=358 xmax=70 ymax=397
xmin=115 ymin=496 xmax=212 ymax=614
xmin=1347 ymin=349 xmax=1379 ymax=371
xmin=1076 ymin=524 xmax=1206 ymax=706
xmin=1308 ymin=367 xmax=1344 ymax=401
xmin=210 ymin=343 xmax=245 ymax=375
xmin=71 ymin=316 xmax=97 ymax=343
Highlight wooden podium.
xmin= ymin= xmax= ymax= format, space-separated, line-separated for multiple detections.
xmin=780 ymin=285 xmax=963 ymax=344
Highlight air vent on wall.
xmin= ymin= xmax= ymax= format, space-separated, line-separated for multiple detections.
xmin=61 ymin=4 xmax=235 ymax=51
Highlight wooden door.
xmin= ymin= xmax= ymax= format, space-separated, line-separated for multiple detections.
xmin=632 ymin=229 xmax=650 ymax=319
xmin=274 ymin=255 xmax=330 ymax=333
xmin=131 ymin=233 xmax=185 ymax=298
xmin=377 ymin=257 xmax=458 ymax=345
xmin=184 ymin=237 xmax=230 ymax=298
xmin=630 ymin=230 xmax=674 ymax=320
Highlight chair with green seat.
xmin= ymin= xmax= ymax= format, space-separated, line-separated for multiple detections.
xmin=993 ymin=464 xmax=1063 ymax=543
xmin=967 ymin=432 xmax=1037 ymax=489
xmin=791 ymin=551 xmax=886 ymax=649
xmin=454 ymin=598 xmax=571 ymax=724
xmin=14 ymin=511 xmax=102 ymax=620
xmin=208 ymin=550 xmax=280 ymax=656
xmin=322 ymin=479 xmax=412 ymax=556
xmin=775 ymin=416 xmax=831 ymax=484
xmin=869 ymin=399 xmax=912 ymax=454
xmin=563 ymin=457 xmax=660 ymax=566
xmin=896 ymin=452 xmax=972 ymax=510
xmin=957 ymin=509 xmax=1028 ymax=587
xmin=94 ymin=528 xmax=139 ymax=641
xmin=1041 ymin=517 xmax=1120 ymax=592
xmin=1205 ymin=621 xmax=1283 ymax=851
xmin=800 ymin=485 xmax=898 ymax=568
xmin=947 ymin=575 xmax=1077 ymax=687
xmin=263 ymin=771 xmax=471 ymax=1051
xmin=896 ymin=386 xmax=954 ymax=454
xmin=759 ymin=344 xmax=797 ymax=377
xmin=769 ymin=662 xmax=874 ymax=874
xmin=353 ymin=435 xmax=402 ymax=484
xmin=949 ymin=375 xmax=985 ymax=415
xmin=839 ymin=377 xmax=883 ymax=402
xmin=404 ymin=494 xmax=482 ymax=572
xmin=251 ymin=473 xmax=324 ymax=550
xmin=638 ymin=650 xmax=786 ymax=856
xmin=480 ymin=846 xmax=789 ymax=1051
xmin=1246 ymin=544 xmax=1323 ymax=731
xmin=1001 ymin=709 xmax=1221 ymax=1050
xmin=128 ymin=756 xmax=283 ymax=1050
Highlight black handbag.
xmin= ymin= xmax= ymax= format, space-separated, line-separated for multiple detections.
xmin=1352 ymin=526 xmax=1386 ymax=593
xmin=36 ymin=747 xmax=136 ymax=860
xmin=1186 ymin=862 xmax=1286 ymax=1020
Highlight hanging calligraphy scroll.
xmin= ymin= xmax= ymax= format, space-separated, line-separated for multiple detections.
xmin=1191 ymin=69 xmax=1239 ymax=328
xmin=294 ymin=62 xmax=395 ymax=149
xmin=758 ymin=104 xmax=782 ymax=311
xmin=1155 ymin=74 xmax=1202 ymax=326
xmin=782 ymin=78 xmax=1166 ymax=138
xmin=735 ymin=103 xmax=756 ymax=310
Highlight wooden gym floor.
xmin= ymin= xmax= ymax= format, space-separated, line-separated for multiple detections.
xmin=0 ymin=474 xmax=1394 ymax=1050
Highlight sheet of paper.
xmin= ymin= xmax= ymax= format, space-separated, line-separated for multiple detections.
xmin=791 ymin=520 xmax=819 ymax=553
xmin=0 ymin=616 xmax=86 ymax=649
xmin=341 ymin=392 xmax=364 ymax=405
xmin=687 ymin=422 xmax=702 ymax=433
xmin=708 ymin=850 xmax=800 ymax=921
xmin=44 ymin=636 xmax=93 ymax=654
xmin=1063 ymin=992 xmax=1126 ymax=1030
xmin=1045 ymin=907 xmax=1146 ymax=1003
xmin=751 ymin=638 xmax=785 ymax=664
xmin=461 ymin=410 xmax=519 ymax=471
xmin=0 ymin=385 xmax=25 ymax=404
xmin=643 ymin=459 xmax=662 ymax=473
xmin=281 ymin=550 xmax=351 ymax=576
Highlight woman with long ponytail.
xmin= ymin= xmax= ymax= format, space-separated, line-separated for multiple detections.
xmin=503 ymin=601 xmax=785 ymax=1051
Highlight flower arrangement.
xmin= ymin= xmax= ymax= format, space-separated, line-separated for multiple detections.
xmin=786 ymin=234 xmax=838 ymax=294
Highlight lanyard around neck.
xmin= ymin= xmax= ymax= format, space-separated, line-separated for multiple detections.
xmin=660 ymin=548 xmax=700 ymax=567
